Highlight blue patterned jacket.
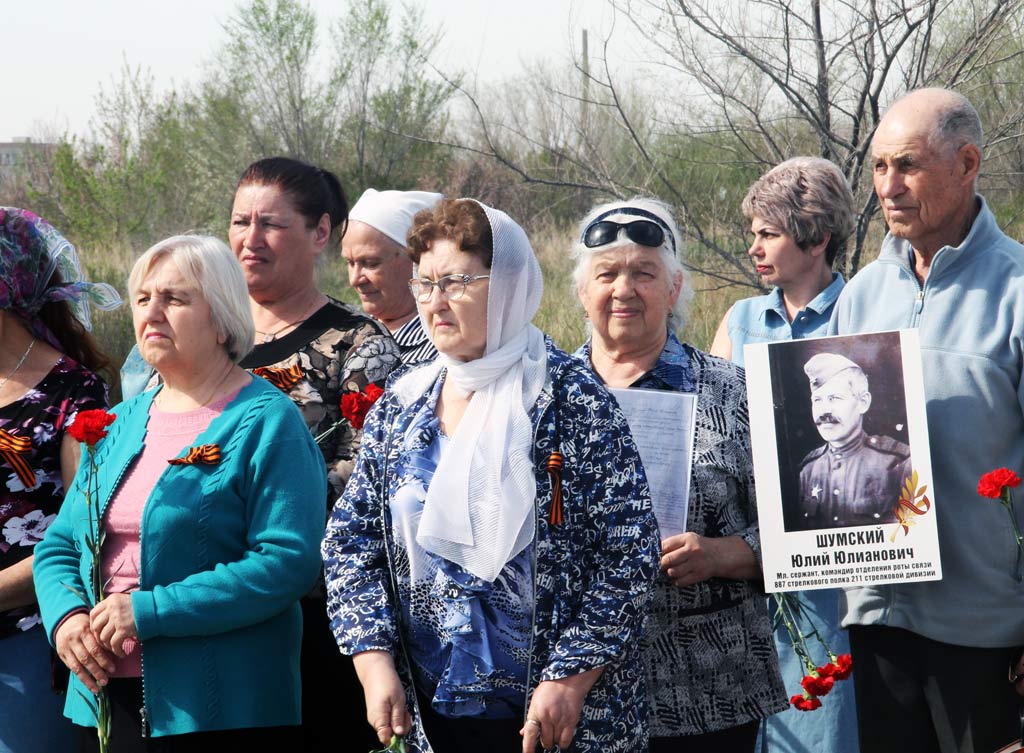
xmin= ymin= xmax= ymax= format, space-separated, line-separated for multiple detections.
xmin=322 ymin=339 xmax=660 ymax=752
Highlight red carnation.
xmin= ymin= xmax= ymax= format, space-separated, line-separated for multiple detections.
xmin=833 ymin=653 xmax=853 ymax=680
xmin=800 ymin=672 xmax=835 ymax=697
xmin=340 ymin=384 xmax=385 ymax=431
xmin=790 ymin=693 xmax=822 ymax=711
xmin=68 ymin=409 xmax=116 ymax=447
xmin=816 ymin=663 xmax=838 ymax=679
xmin=978 ymin=468 xmax=1022 ymax=499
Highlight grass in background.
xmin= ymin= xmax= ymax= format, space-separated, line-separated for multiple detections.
xmin=82 ymin=228 xmax=754 ymax=402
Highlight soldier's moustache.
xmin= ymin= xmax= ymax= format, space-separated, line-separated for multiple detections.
xmin=815 ymin=414 xmax=841 ymax=426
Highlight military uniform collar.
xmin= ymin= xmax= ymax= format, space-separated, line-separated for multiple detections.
xmin=827 ymin=429 xmax=866 ymax=457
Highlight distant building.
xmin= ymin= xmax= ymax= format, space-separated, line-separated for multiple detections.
xmin=0 ymin=138 xmax=53 ymax=179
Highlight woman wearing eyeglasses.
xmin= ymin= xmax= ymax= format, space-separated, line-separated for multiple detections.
xmin=322 ymin=197 xmax=660 ymax=753
xmin=572 ymin=198 xmax=786 ymax=753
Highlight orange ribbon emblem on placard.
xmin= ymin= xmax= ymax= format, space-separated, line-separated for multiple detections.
xmin=891 ymin=470 xmax=930 ymax=541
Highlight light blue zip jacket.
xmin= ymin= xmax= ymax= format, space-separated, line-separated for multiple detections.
xmin=34 ymin=377 xmax=327 ymax=735
xmin=829 ymin=197 xmax=1024 ymax=648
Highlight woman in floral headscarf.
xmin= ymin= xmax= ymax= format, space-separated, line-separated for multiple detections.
xmin=0 ymin=207 xmax=119 ymax=752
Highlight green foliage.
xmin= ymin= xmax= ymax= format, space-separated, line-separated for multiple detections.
xmin=25 ymin=66 xmax=200 ymax=253
xmin=335 ymin=0 xmax=455 ymax=193
xmin=213 ymin=0 xmax=341 ymax=164
xmin=14 ymin=0 xmax=458 ymax=264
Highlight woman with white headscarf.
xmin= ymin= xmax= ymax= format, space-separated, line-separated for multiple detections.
xmin=322 ymin=198 xmax=659 ymax=753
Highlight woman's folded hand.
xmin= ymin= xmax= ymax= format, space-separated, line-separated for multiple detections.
xmin=521 ymin=666 xmax=603 ymax=752
xmin=55 ymin=611 xmax=116 ymax=693
xmin=90 ymin=593 xmax=139 ymax=657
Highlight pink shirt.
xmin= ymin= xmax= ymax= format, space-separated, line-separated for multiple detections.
xmin=101 ymin=391 xmax=235 ymax=677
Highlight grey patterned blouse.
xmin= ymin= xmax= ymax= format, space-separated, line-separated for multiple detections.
xmin=577 ymin=332 xmax=787 ymax=736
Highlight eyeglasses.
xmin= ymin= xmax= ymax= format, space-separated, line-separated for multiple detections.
xmin=408 ymin=273 xmax=490 ymax=302
xmin=581 ymin=207 xmax=677 ymax=255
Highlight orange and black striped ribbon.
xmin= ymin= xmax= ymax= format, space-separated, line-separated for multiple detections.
xmin=0 ymin=428 xmax=36 ymax=489
xmin=252 ymin=364 xmax=304 ymax=392
xmin=168 ymin=444 xmax=221 ymax=466
xmin=894 ymin=492 xmax=931 ymax=536
xmin=546 ymin=451 xmax=565 ymax=526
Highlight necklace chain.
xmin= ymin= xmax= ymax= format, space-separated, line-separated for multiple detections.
xmin=0 ymin=339 xmax=36 ymax=392
xmin=254 ymin=297 xmax=323 ymax=344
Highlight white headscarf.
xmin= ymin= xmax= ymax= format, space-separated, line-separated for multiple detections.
xmin=348 ymin=189 xmax=443 ymax=247
xmin=392 ymin=200 xmax=547 ymax=582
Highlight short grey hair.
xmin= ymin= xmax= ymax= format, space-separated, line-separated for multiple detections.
xmin=571 ymin=197 xmax=694 ymax=330
xmin=931 ymin=94 xmax=983 ymax=156
xmin=892 ymin=87 xmax=984 ymax=158
xmin=128 ymin=235 xmax=255 ymax=363
xmin=742 ymin=157 xmax=855 ymax=267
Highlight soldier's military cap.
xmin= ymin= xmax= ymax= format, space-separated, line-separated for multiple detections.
xmin=803 ymin=352 xmax=864 ymax=389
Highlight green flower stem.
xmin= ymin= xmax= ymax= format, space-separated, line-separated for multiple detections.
xmin=370 ymin=735 xmax=406 ymax=753
xmin=83 ymin=447 xmax=111 ymax=753
xmin=1003 ymin=492 xmax=1024 ymax=551
xmin=1002 ymin=490 xmax=1024 ymax=581
xmin=794 ymin=605 xmax=835 ymax=662
xmin=314 ymin=420 xmax=344 ymax=444
xmin=774 ymin=593 xmax=816 ymax=676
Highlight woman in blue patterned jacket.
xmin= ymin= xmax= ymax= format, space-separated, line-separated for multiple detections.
xmin=322 ymin=198 xmax=659 ymax=753
xmin=572 ymin=198 xmax=787 ymax=753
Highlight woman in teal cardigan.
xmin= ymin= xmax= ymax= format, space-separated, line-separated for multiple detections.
xmin=33 ymin=235 xmax=326 ymax=750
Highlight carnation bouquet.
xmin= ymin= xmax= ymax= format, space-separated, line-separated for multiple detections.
xmin=773 ymin=592 xmax=853 ymax=711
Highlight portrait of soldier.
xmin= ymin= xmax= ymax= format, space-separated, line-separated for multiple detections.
xmin=798 ymin=352 xmax=912 ymax=528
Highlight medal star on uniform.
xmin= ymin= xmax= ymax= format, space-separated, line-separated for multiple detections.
xmin=811 ymin=484 xmax=821 ymax=499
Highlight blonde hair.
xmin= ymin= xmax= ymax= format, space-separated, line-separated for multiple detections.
xmin=128 ymin=235 xmax=255 ymax=363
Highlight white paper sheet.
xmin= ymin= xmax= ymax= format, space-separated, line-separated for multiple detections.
xmin=610 ymin=387 xmax=697 ymax=539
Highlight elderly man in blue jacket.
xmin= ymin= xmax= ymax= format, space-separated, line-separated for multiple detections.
xmin=829 ymin=87 xmax=1024 ymax=752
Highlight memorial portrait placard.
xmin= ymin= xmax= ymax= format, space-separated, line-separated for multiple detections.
xmin=744 ymin=330 xmax=941 ymax=592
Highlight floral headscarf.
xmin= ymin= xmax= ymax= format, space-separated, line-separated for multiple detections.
xmin=0 ymin=208 xmax=121 ymax=345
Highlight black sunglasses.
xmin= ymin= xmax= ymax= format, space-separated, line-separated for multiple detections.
xmin=581 ymin=208 xmax=676 ymax=255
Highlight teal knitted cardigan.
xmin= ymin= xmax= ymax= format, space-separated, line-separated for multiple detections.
xmin=34 ymin=377 xmax=327 ymax=736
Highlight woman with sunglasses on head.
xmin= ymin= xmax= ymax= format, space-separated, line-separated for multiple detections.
xmin=322 ymin=197 xmax=660 ymax=753
xmin=572 ymin=198 xmax=786 ymax=753
xmin=710 ymin=158 xmax=859 ymax=753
